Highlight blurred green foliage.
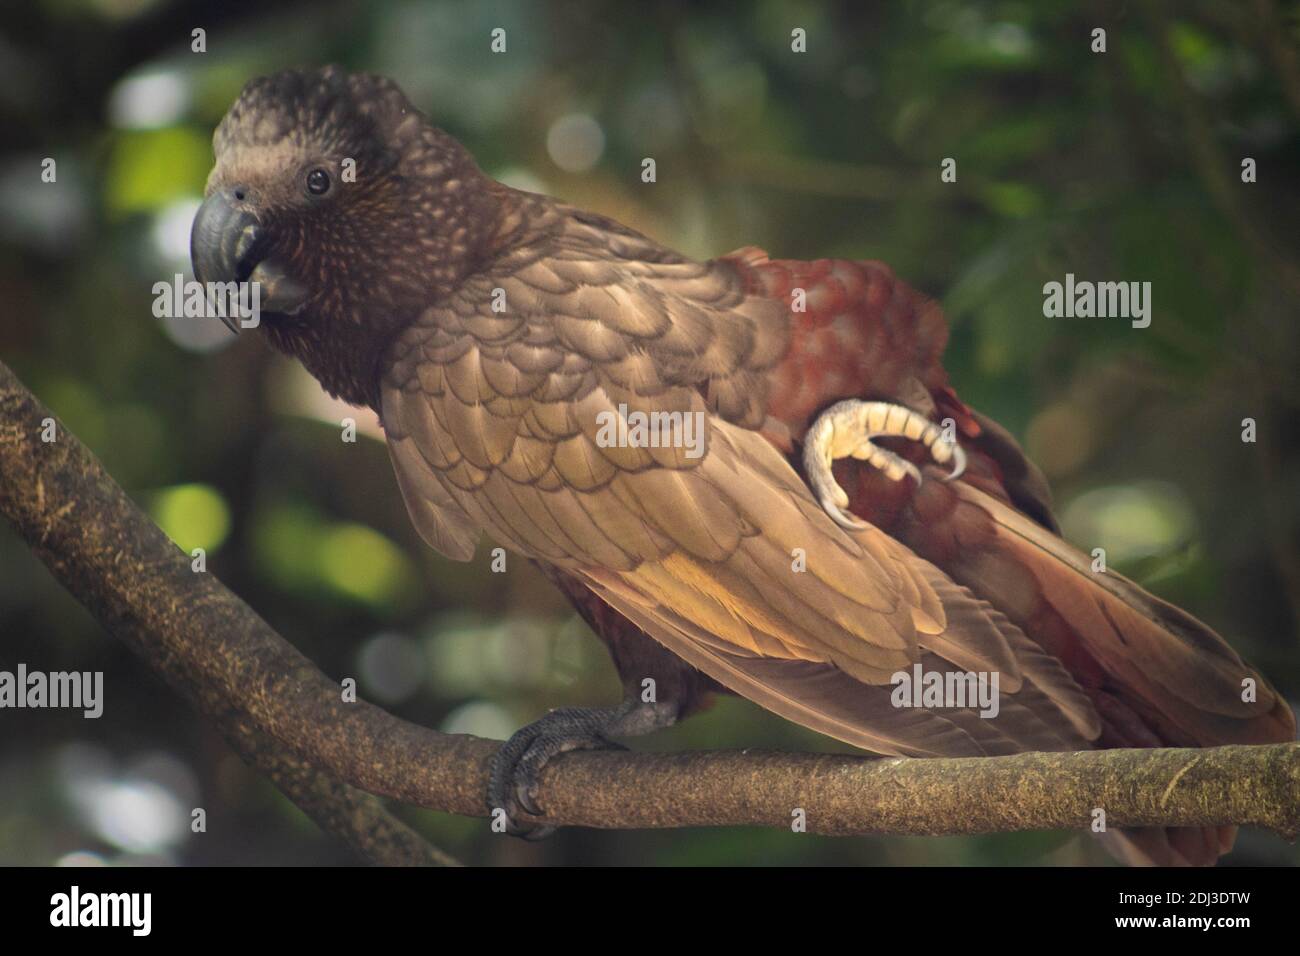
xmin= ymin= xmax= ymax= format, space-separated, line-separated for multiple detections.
xmin=0 ymin=0 xmax=1297 ymax=866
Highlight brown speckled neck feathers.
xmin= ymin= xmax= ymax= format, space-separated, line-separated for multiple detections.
xmin=216 ymin=67 xmax=515 ymax=409
xmin=260 ymin=160 xmax=512 ymax=411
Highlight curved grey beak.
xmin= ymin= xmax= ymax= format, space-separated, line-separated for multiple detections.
xmin=190 ymin=190 xmax=307 ymax=332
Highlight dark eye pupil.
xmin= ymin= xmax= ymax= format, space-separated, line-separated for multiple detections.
xmin=307 ymin=169 xmax=330 ymax=195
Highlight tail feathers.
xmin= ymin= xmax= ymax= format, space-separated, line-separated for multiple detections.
xmin=942 ymin=483 xmax=1296 ymax=865
xmin=949 ymin=481 xmax=1296 ymax=747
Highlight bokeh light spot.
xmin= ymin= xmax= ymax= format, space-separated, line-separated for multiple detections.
xmin=546 ymin=114 xmax=605 ymax=173
xmin=149 ymin=484 xmax=231 ymax=553
xmin=319 ymin=524 xmax=415 ymax=607
xmin=357 ymin=632 xmax=427 ymax=704
xmin=109 ymin=70 xmax=191 ymax=129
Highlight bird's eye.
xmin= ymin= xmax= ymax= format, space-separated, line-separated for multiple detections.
xmin=306 ymin=168 xmax=331 ymax=196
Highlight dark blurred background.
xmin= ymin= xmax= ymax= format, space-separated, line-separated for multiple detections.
xmin=1 ymin=0 xmax=1297 ymax=866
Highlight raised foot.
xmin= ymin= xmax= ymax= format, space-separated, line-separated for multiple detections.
xmin=802 ymin=399 xmax=966 ymax=531
xmin=486 ymin=698 xmax=678 ymax=838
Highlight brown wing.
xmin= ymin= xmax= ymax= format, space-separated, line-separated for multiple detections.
xmin=380 ymin=204 xmax=1099 ymax=756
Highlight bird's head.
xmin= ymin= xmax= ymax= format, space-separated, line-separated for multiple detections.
xmin=191 ymin=66 xmax=502 ymax=406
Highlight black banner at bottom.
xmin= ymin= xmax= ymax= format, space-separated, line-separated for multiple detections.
xmin=0 ymin=864 xmax=1288 ymax=942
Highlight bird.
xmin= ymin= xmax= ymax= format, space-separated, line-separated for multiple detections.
xmin=191 ymin=66 xmax=1294 ymax=865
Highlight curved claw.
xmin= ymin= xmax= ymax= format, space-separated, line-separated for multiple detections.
xmin=942 ymin=443 xmax=967 ymax=482
xmin=823 ymin=498 xmax=868 ymax=532
xmin=803 ymin=399 xmax=966 ymax=529
xmin=516 ymin=821 xmax=557 ymax=842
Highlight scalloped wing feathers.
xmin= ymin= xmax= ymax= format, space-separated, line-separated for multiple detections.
xmin=380 ymin=204 xmax=1100 ymax=756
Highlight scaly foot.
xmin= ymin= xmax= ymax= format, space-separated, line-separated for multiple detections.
xmin=487 ymin=697 xmax=678 ymax=838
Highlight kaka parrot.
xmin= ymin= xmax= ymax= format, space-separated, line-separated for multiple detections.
xmin=190 ymin=67 xmax=1294 ymax=865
